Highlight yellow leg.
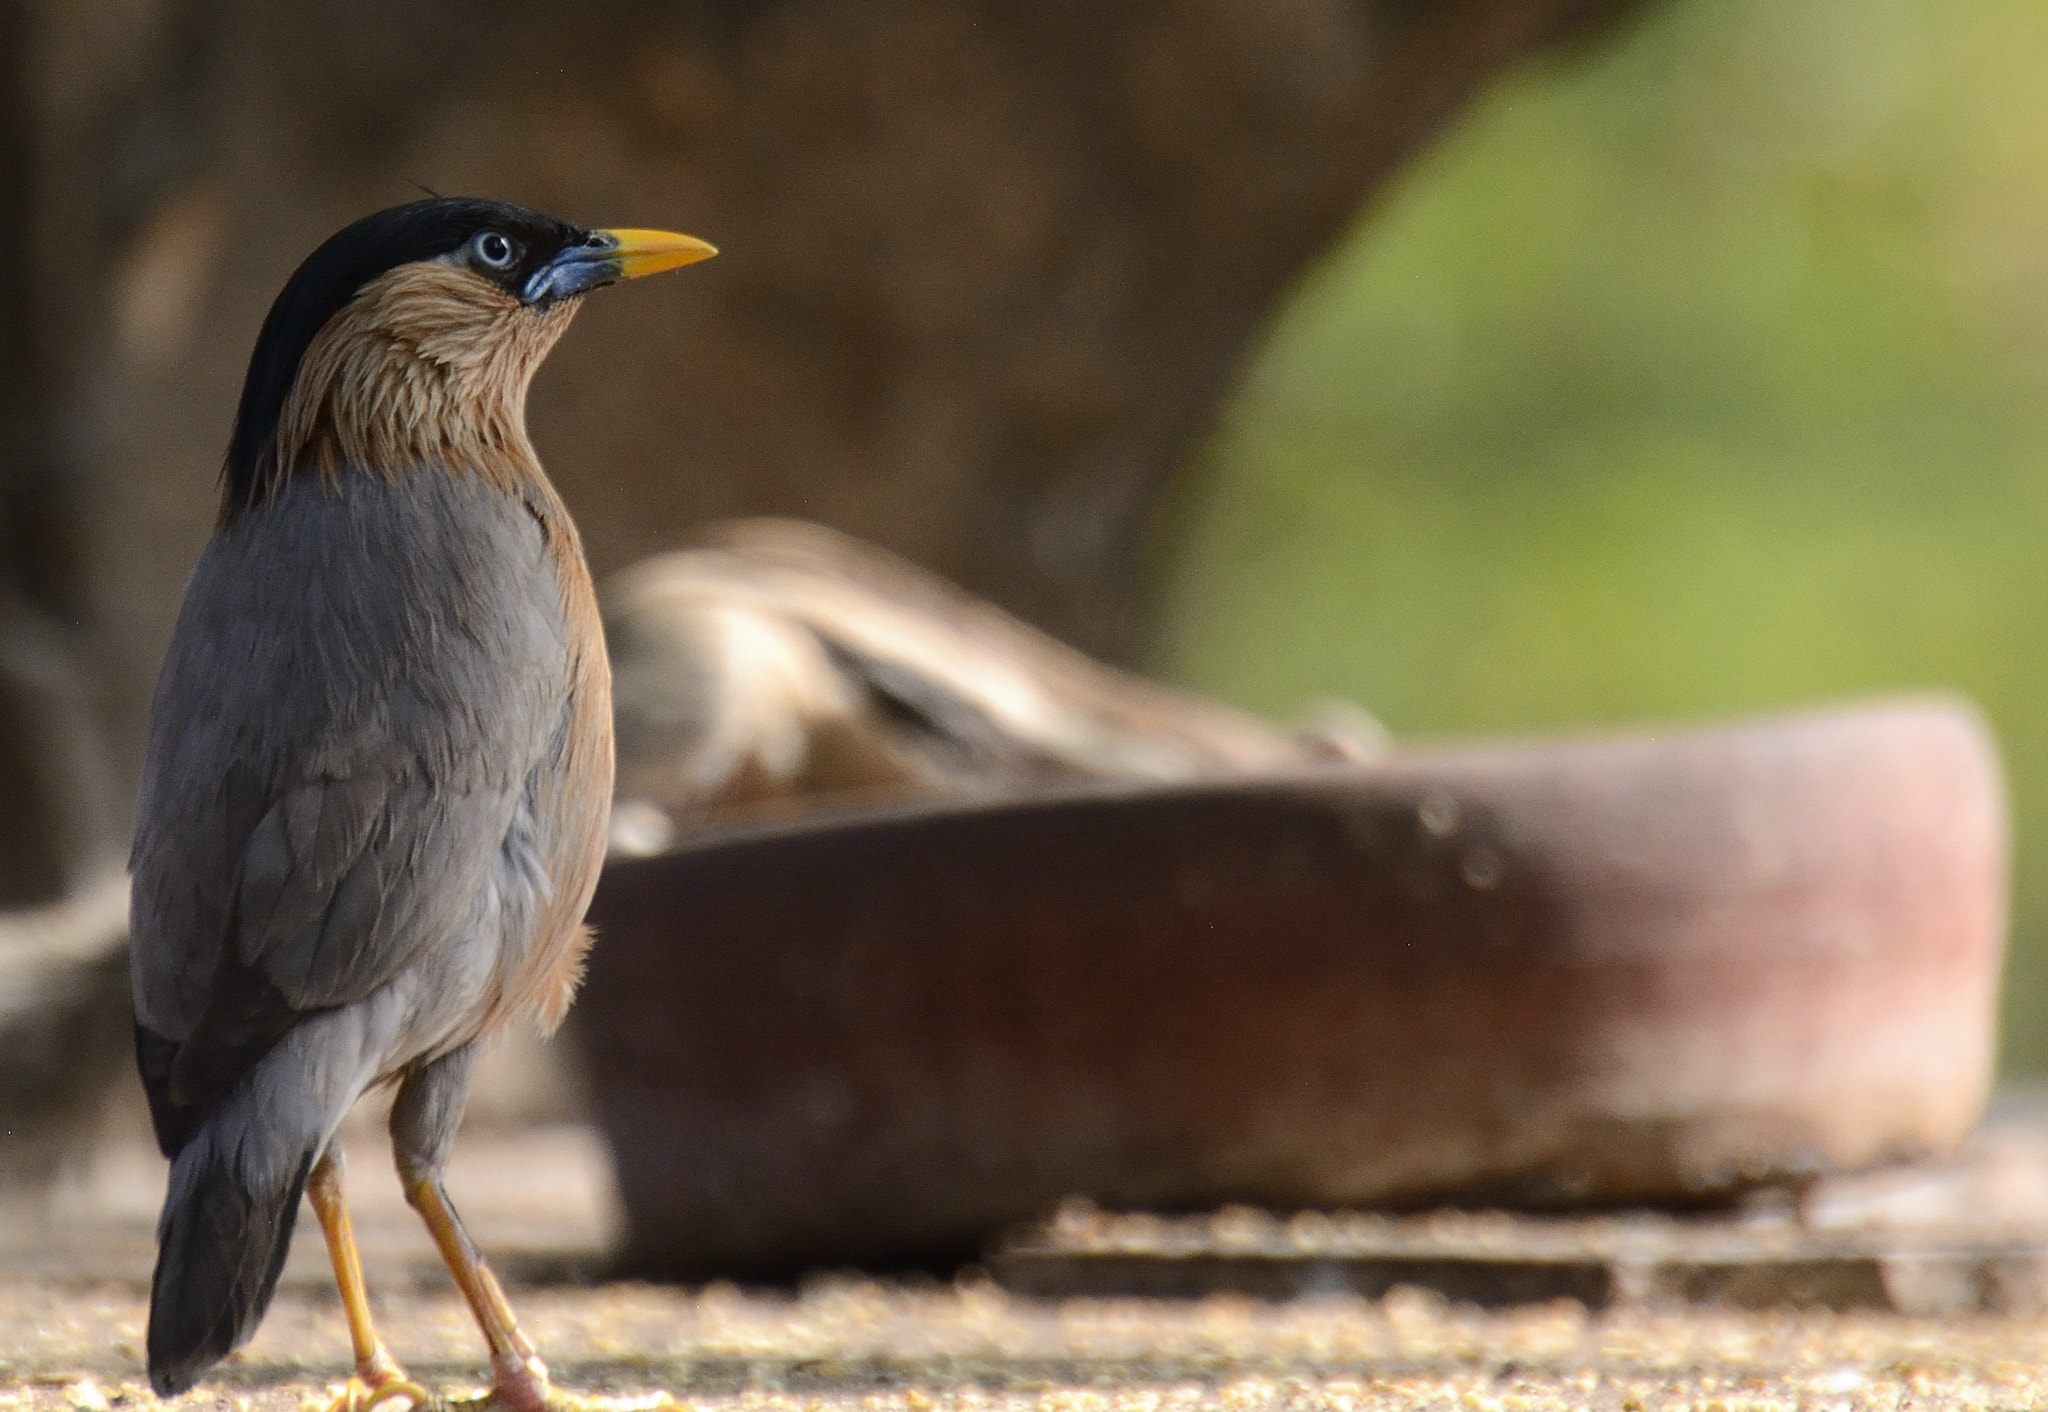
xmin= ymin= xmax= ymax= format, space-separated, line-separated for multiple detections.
xmin=405 ymin=1174 xmax=554 ymax=1412
xmin=403 ymin=1175 xmax=669 ymax=1412
xmin=308 ymin=1148 xmax=434 ymax=1412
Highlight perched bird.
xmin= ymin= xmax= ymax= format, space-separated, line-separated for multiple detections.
xmin=128 ymin=197 xmax=714 ymax=1409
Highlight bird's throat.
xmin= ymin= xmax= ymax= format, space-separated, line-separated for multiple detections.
xmin=254 ymin=263 xmax=579 ymax=507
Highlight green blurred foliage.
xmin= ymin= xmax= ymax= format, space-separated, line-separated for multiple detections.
xmin=1155 ymin=0 xmax=2048 ymax=1070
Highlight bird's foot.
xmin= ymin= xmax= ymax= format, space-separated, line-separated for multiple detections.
xmin=307 ymin=1374 xmax=439 ymax=1412
xmin=440 ymin=1356 xmax=671 ymax=1412
xmin=445 ymin=1387 xmax=672 ymax=1412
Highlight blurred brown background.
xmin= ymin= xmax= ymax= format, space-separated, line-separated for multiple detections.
xmin=25 ymin=0 xmax=2048 ymax=1193
xmin=0 ymin=0 xmax=1638 ymax=923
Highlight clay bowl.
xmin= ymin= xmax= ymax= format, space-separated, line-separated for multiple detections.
xmin=577 ymin=697 xmax=2007 ymax=1277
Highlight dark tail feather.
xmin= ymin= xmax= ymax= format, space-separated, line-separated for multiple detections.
xmin=146 ymin=1122 xmax=314 ymax=1396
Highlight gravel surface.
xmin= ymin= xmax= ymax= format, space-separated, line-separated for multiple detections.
xmin=2 ymin=1277 xmax=2046 ymax=1412
xmin=11 ymin=1095 xmax=2047 ymax=1409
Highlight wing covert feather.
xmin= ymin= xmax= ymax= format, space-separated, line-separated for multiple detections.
xmin=130 ymin=468 xmax=572 ymax=1049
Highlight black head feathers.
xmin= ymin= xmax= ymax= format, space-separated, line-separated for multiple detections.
xmin=222 ymin=197 xmax=594 ymax=516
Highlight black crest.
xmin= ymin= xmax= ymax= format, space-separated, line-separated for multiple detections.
xmin=223 ymin=197 xmax=589 ymax=516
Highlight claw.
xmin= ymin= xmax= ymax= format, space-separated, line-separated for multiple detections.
xmin=444 ymin=1388 xmax=673 ymax=1411
xmin=307 ymin=1375 xmax=439 ymax=1412
xmin=366 ymin=1377 xmax=439 ymax=1412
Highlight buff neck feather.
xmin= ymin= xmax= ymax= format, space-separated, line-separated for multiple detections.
xmin=245 ymin=262 xmax=578 ymax=512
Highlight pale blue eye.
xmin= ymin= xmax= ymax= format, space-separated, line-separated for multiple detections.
xmin=475 ymin=231 xmax=517 ymax=268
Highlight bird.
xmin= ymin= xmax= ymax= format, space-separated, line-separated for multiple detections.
xmin=127 ymin=196 xmax=714 ymax=1410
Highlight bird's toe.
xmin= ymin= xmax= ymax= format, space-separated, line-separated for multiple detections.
xmin=444 ymin=1389 xmax=673 ymax=1412
xmin=366 ymin=1376 xmax=440 ymax=1412
xmin=306 ymin=1375 xmax=439 ymax=1412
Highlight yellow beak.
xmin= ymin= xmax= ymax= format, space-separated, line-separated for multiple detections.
xmin=594 ymin=228 xmax=719 ymax=280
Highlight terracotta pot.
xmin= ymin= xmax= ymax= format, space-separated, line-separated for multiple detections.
xmin=578 ymin=698 xmax=2006 ymax=1276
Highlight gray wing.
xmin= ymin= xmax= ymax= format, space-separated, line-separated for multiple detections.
xmin=130 ymin=468 xmax=571 ymax=1108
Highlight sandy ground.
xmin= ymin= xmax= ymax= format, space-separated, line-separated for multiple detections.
xmin=7 ymin=1090 xmax=2048 ymax=1410
xmin=5 ymin=1277 xmax=2048 ymax=1411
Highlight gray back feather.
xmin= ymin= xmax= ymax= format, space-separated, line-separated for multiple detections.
xmin=130 ymin=467 xmax=572 ymax=1050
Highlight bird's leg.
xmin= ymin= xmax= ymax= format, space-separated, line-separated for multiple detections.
xmin=403 ymin=1171 xmax=553 ymax=1410
xmin=390 ymin=1046 xmax=555 ymax=1411
xmin=392 ymin=1049 xmax=668 ymax=1412
xmin=308 ymin=1146 xmax=434 ymax=1411
xmin=401 ymin=1169 xmax=665 ymax=1412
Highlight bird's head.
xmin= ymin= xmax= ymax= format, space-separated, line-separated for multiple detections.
xmin=223 ymin=196 xmax=715 ymax=519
